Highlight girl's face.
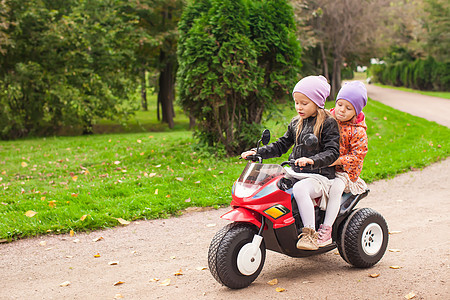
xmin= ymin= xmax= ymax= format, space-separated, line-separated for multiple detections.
xmin=335 ymin=99 xmax=356 ymax=122
xmin=294 ymin=93 xmax=318 ymax=119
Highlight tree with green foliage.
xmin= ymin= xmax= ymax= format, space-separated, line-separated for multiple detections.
xmin=0 ymin=0 xmax=141 ymax=139
xmin=177 ymin=0 xmax=301 ymax=155
xmin=132 ymin=0 xmax=184 ymax=129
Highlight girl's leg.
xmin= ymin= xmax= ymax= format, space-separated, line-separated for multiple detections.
xmin=324 ymin=177 xmax=346 ymax=226
xmin=292 ymin=178 xmax=322 ymax=250
xmin=292 ymin=178 xmax=322 ymax=229
xmin=318 ymin=177 xmax=345 ymax=247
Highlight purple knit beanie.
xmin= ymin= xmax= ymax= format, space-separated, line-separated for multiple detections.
xmin=292 ymin=75 xmax=330 ymax=109
xmin=336 ymin=81 xmax=368 ymax=116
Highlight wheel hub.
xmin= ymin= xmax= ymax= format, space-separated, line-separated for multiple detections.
xmin=362 ymin=222 xmax=383 ymax=255
xmin=237 ymin=243 xmax=262 ymax=276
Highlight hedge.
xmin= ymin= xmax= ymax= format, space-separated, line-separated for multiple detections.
xmin=368 ymin=56 xmax=449 ymax=91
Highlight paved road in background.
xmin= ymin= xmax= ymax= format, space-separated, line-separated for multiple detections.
xmin=362 ymin=83 xmax=450 ymax=127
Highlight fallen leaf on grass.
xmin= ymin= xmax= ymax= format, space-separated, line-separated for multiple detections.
xmin=70 ymin=230 xmax=75 ymax=237
xmin=267 ymin=278 xmax=278 ymax=285
xmin=369 ymin=273 xmax=380 ymax=278
xmin=21 ymin=162 xmax=28 ymax=167
xmin=154 ymin=189 xmax=158 ymax=195
xmin=175 ymin=177 xmax=184 ymax=182
xmin=404 ymin=292 xmax=416 ymax=299
xmin=117 ymin=218 xmax=130 ymax=225
xmin=174 ymin=269 xmax=183 ymax=276
xmin=149 ymin=173 xmax=157 ymax=177
xmin=109 ymin=261 xmax=119 ymax=265
xmin=137 ymin=139 xmax=142 ymax=143
xmin=71 ymin=193 xmax=78 ymax=197
xmin=94 ymin=253 xmax=101 ymax=258
xmin=48 ymin=200 xmax=57 ymax=208
xmin=25 ymin=210 xmax=37 ymax=217
xmin=72 ymin=176 xmax=78 ymax=182
xmin=185 ymin=198 xmax=191 ymax=203
xmin=275 ymin=287 xmax=286 ymax=292
xmin=92 ymin=236 xmax=104 ymax=242
xmin=114 ymin=161 xmax=121 ymax=165
xmin=60 ymin=281 xmax=71 ymax=287
xmin=113 ymin=281 xmax=124 ymax=286
xmin=159 ymin=279 xmax=171 ymax=286
xmin=389 ymin=249 xmax=401 ymax=252
xmin=390 ymin=265 xmax=401 ymax=269
xmin=80 ymin=215 xmax=88 ymax=221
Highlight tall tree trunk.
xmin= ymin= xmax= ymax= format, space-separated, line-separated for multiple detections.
xmin=331 ymin=56 xmax=342 ymax=99
xmin=189 ymin=111 xmax=196 ymax=129
xmin=158 ymin=53 xmax=175 ymax=129
xmin=320 ymin=42 xmax=329 ymax=80
xmin=141 ymin=69 xmax=148 ymax=111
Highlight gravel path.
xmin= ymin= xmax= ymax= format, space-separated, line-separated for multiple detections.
xmin=1 ymin=86 xmax=449 ymax=300
xmin=364 ymin=83 xmax=450 ymax=127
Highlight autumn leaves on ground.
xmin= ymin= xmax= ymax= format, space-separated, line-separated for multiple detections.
xmin=1 ymin=99 xmax=449 ymax=241
xmin=1 ymin=156 xmax=449 ymax=299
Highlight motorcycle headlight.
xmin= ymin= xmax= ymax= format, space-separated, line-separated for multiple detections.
xmin=264 ymin=204 xmax=290 ymax=219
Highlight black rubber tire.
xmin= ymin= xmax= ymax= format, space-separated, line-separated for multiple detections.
xmin=337 ymin=208 xmax=389 ymax=268
xmin=208 ymin=222 xmax=266 ymax=289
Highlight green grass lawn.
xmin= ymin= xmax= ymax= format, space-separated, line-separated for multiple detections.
xmin=1 ymin=100 xmax=449 ymax=240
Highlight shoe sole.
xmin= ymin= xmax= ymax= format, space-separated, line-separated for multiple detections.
xmin=296 ymin=244 xmax=319 ymax=251
xmin=318 ymin=240 xmax=332 ymax=247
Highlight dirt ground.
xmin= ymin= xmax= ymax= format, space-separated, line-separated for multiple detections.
xmin=1 ymin=86 xmax=449 ymax=300
xmin=1 ymin=156 xmax=449 ymax=300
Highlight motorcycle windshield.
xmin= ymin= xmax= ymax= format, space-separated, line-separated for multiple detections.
xmin=234 ymin=162 xmax=286 ymax=198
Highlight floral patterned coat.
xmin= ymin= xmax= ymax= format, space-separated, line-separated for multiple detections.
xmin=330 ymin=108 xmax=368 ymax=182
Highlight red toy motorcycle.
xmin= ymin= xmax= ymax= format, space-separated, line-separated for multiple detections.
xmin=208 ymin=130 xmax=389 ymax=289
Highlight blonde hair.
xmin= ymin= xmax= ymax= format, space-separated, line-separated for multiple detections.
xmin=295 ymin=108 xmax=331 ymax=143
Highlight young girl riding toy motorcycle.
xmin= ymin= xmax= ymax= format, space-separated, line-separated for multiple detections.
xmin=241 ymin=75 xmax=340 ymax=250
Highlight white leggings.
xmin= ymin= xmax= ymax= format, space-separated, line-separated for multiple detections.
xmin=293 ymin=177 xmax=345 ymax=229
xmin=292 ymin=178 xmax=322 ymax=229
xmin=324 ymin=177 xmax=346 ymax=227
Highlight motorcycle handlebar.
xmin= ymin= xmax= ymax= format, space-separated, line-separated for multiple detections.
xmin=281 ymin=159 xmax=296 ymax=167
xmin=245 ymin=154 xmax=262 ymax=163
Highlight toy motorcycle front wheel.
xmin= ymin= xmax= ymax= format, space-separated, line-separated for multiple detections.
xmin=337 ymin=208 xmax=389 ymax=268
xmin=208 ymin=222 xmax=266 ymax=289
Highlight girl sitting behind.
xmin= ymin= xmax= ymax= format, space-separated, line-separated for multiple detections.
xmin=317 ymin=81 xmax=369 ymax=247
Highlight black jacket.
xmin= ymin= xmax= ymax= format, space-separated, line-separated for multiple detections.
xmin=258 ymin=115 xmax=340 ymax=179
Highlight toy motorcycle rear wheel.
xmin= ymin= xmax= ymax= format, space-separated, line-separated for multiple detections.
xmin=337 ymin=208 xmax=389 ymax=268
xmin=208 ymin=222 xmax=266 ymax=289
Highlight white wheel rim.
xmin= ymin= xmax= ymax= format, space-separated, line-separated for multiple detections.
xmin=237 ymin=243 xmax=262 ymax=275
xmin=361 ymin=223 xmax=383 ymax=255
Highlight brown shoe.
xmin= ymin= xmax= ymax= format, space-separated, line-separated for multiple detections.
xmin=296 ymin=227 xmax=319 ymax=250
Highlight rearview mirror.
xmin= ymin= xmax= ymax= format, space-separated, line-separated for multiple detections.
xmin=261 ymin=129 xmax=270 ymax=145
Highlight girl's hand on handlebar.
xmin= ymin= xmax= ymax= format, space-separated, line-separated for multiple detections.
xmin=241 ymin=150 xmax=257 ymax=159
xmin=295 ymin=157 xmax=314 ymax=167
